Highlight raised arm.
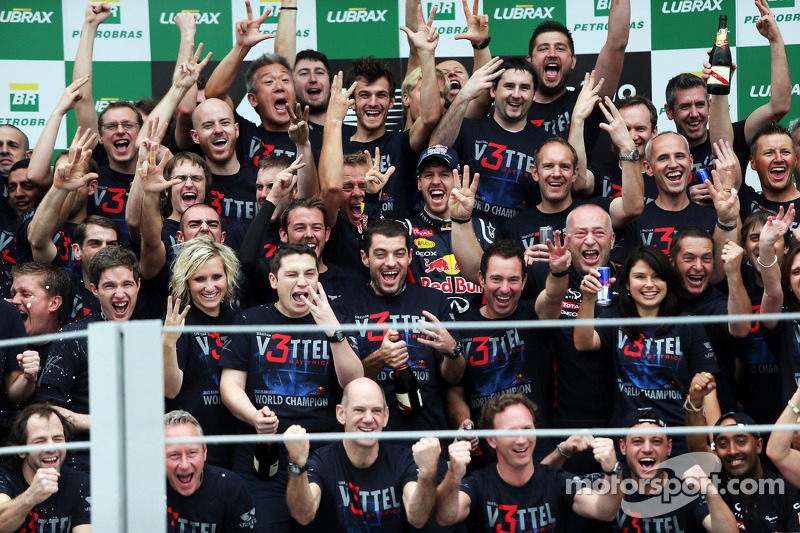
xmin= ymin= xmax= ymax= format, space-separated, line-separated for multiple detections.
xmin=568 ymin=71 xmax=602 ymax=197
xmin=449 ymin=166 xmax=483 ymax=283
xmin=574 ymin=270 xmax=604 ymax=351
xmin=205 ymin=0 xmax=272 ymax=107
xmin=535 ymin=231 xmax=572 ymax=319
xmin=743 ymin=0 xmax=791 ymax=141
xmin=73 ymin=1 xmax=112 ymax=140
xmin=0 ymin=468 xmax=61 ymax=533
xmin=404 ymin=438 xmax=441 ymax=528
xmin=435 ymin=441 xmax=472 ymax=526
xmin=173 ymin=13 xmax=202 ymax=151
xmin=593 ymin=0 xmax=630 ymax=100
xmin=401 ymin=5 xmax=443 ymax=152
xmin=719 ymin=241 xmax=752 ymax=338
xmin=757 ymin=204 xmax=794 ymax=330
xmin=137 ymin=140 xmax=179 ymax=280
xmin=318 ymin=73 xmax=356 ymax=227
xmin=288 ymin=105 xmax=319 ymax=199
xmin=430 ymin=57 xmax=504 ymax=147
xmin=125 ymin=118 xmax=169 ymax=245
xmin=765 ymin=383 xmax=800 ymax=486
xmin=707 ymin=140 xmax=742 ymax=285
xmin=456 ymin=0 xmax=494 ymax=120
xmin=162 ymin=296 xmax=190 ymax=399
xmin=273 ymin=0 xmax=298 ymax=69
xmin=284 ymin=425 xmax=322 ymax=525
xmin=29 ymin=128 xmax=98 ymax=264
xmin=5 ymin=350 xmax=40 ymax=406
xmin=27 ymin=76 xmax=90 ymax=189
xmin=683 ymin=372 xmax=717 ymax=453
xmin=602 ymin=98 xmax=644 ymax=228
xmin=571 ymin=438 xmax=623 ymax=521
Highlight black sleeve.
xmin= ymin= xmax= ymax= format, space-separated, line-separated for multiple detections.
xmin=238 ymin=200 xmax=278 ymax=301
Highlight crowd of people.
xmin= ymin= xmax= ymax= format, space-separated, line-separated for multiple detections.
xmin=0 ymin=0 xmax=799 ymax=530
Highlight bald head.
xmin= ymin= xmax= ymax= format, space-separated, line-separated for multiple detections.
xmin=0 ymin=125 xmax=31 ymax=178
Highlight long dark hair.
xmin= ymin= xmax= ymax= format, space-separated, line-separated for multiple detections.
xmin=617 ymin=246 xmax=679 ymax=338
xmin=781 ymin=243 xmax=800 ymax=312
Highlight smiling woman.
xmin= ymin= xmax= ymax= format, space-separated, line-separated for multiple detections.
xmin=163 ymin=236 xmax=241 ymax=468
xmin=574 ymin=245 xmax=721 ymax=453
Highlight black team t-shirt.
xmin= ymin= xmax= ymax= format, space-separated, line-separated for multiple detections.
xmin=0 ymin=463 xmax=91 ymax=532
xmin=305 ymin=441 xmax=417 ymax=533
xmin=166 ymin=464 xmax=256 ymax=532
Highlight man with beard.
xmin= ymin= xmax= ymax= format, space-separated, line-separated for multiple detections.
xmin=686 ymin=374 xmax=800 ymax=532
xmin=431 ymin=58 xmax=553 ymax=229
xmin=333 ymin=219 xmax=464 ymax=436
xmin=0 ymin=404 xmax=90 ymax=532
xmin=525 ymin=6 xmax=629 ymax=156
xmin=615 ymin=408 xmax=737 ymax=532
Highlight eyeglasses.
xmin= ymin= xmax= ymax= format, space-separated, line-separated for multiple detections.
xmin=101 ymin=121 xmax=139 ymax=132
xmin=174 ymin=175 xmax=205 ymax=184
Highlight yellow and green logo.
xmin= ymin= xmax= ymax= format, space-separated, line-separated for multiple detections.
xmin=9 ymin=84 xmax=38 ymax=112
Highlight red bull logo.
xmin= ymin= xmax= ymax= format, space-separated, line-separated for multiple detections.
xmin=424 ymin=254 xmax=460 ymax=275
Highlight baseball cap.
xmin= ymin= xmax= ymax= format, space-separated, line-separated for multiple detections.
xmin=626 ymin=407 xmax=667 ymax=429
xmin=416 ymin=144 xmax=460 ymax=174
xmin=714 ymin=411 xmax=760 ymax=440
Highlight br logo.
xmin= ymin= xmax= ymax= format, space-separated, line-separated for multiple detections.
xmin=594 ymin=0 xmax=611 ymax=16
xmin=426 ymin=1 xmax=456 ymax=21
xmin=262 ymin=2 xmax=281 ymax=23
xmin=106 ymin=1 xmax=121 ymax=24
xmin=9 ymin=84 xmax=38 ymax=112
xmin=95 ymin=98 xmax=119 ymax=113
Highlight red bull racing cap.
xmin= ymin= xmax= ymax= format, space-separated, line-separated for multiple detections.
xmin=417 ymin=144 xmax=460 ymax=175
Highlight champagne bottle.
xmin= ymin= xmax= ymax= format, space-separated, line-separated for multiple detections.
xmin=388 ymin=333 xmax=423 ymax=414
xmin=253 ymin=441 xmax=280 ymax=480
xmin=707 ymin=15 xmax=732 ymax=96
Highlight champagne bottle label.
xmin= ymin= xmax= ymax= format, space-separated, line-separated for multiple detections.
xmin=708 ymin=66 xmax=730 ymax=86
xmin=396 ymin=392 xmax=412 ymax=411
xmin=714 ymin=29 xmax=728 ymax=49
xmin=269 ymin=459 xmax=279 ymax=477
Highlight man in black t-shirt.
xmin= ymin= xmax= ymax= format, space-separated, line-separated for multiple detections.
xmin=685 ymin=381 xmax=800 ymax=533
xmin=436 ymin=393 xmax=622 ymax=530
xmin=617 ymin=408 xmax=737 ymax=532
xmin=0 ymin=404 xmax=90 ymax=533
xmin=284 ymin=378 xmax=441 ymax=532
xmin=165 ymin=410 xmax=256 ymax=532
xmin=334 ymin=219 xmax=464 ymax=435
xmin=220 ymin=244 xmax=363 ymax=533
xmin=524 ymin=14 xmax=629 ymax=155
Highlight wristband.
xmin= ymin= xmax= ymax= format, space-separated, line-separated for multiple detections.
xmin=556 ymin=442 xmax=571 ymax=459
xmin=471 ymin=36 xmax=491 ymax=50
xmin=789 ymin=399 xmax=800 ymax=415
xmin=550 ymin=269 xmax=570 ymax=278
xmin=451 ymin=215 xmax=472 ymax=224
xmin=280 ymin=6 xmax=298 ymax=10
xmin=683 ymin=396 xmax=705 ymax=412
xmin=757 ymin=255 xmax=778 ymax=269
xmin=716 ymin=218 xmax=737 ymax=231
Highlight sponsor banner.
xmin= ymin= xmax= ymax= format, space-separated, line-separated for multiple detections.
xmin=64 ymin=60 xmax=152 ymax=141
xmin=235 ymin=0 xmax=318 ymax=61
xmin=148 ymin=1 xmax=232 ymax=61
xmin=317 ymin=1 xmax=399 ymax=59
xmin=0 ymin=1 xmax=63 ymax=60
xmin=736 ymin=0 xmax=800 ymax=46
xmin=736 ymin=43 xmax=800 ymax=127
xmin=650 ymin=0 xmax=736 ymax=51
xmin=0 ymin=60 xmax=66 ymax=148
xmin=569 ymin=0 xmax=650 ymax=54
xmin=63 ymin=0 xmax=150 ymax=61
xmin=485 ymin=0 xmax=566 ymax=56
xmin=650 ymin=48 xmax=738 ymax=136
xmin=398 ymin=0 xmax=477 ymax=59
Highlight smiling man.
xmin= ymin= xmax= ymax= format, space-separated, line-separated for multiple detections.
xmin=334 ymin=219 xmax=464 ymax=437
xmin=0 ymin=404 xmax=90 ymax=533
xmin=284 ymin=378 xmax=441 ymax=531
xmin=164 ymin=410 xmax=256 ymax=532
xmin=37 ymin=246 xmax=144 ymax=471
xmin=220 ymin=243 xmax=363 ymax=533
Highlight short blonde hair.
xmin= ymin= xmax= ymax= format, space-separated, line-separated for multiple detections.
xmin=170 ymin=236 xmax=241 ymax=306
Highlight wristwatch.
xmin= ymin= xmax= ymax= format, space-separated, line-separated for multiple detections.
xmin=289 ymin=462 xmax=308 ymax=475
xmin=604 ymin=462 xmax=623 ymax=476
xmin=326 ymin=330 xmax=346 ymax=343
xmin=445 ymin=341 xmax=464 ymax=359
xmin=619 ymin=149 xmax=640 ymax=162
